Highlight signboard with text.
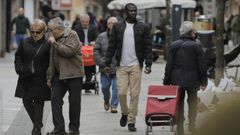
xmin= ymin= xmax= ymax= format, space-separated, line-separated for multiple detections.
xmin=52 ymin=0 xmax=72 ymax=10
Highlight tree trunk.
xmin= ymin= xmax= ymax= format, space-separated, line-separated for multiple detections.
xmin=214 ymin=0 xmax=226 ymax=85
xmin=166 ymin=0 xmax=171 ymax=25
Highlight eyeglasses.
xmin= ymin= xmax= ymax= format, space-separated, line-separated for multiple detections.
xmin=31 ymin=31 xmax=42 ymax=34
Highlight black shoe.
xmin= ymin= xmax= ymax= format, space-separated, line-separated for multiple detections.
xmin=46 ymin=129 xmax=66 ymax=135
xmin=128 ymin=123 xmax=137 ymax=132
xmin=120 ymin=114 xmax=128 ymax=127
xmin=32 ymin=128 xmax=41 ymax=135
xmin=85 ymin=90 xmax=92 ymax=93
xmin=68 ymin=130 xmax=80 ymax=135
xmin=177 ymin=125 xmax=184 ymax=135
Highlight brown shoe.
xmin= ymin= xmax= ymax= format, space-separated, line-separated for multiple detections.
xmin=110 ymin=107 xmax=118 ymax=113
xmin=104 ymin=101 xmax=110 ymax=111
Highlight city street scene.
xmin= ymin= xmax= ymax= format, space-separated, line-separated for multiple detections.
xmin=0 ymin=0 xmax=240 ymax=135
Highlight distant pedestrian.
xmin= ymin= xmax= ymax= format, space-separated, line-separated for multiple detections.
xmin=163 ymin=21 xmax=208 ymax=135
xmin=152 ymin=25 xmax=165 ymax=49
xmin=94 ymin=17 xmax=118 ymax=113
xmin=59 ymin=13 xmax=72 ymax=30
xmin=105 ymin=3 xmax=152 ymax=132
xmin=47 ymin=17 xmax=84 ymax=135
xmin=11 ymin=8 xmax=30 ymax=48
xmin=230 ymin=14 xmax=240 ymax=46
xmin=72 ymin=14 xmax=80 ymax=29
xmin=14 ymin=19 xmax=50 ymax=135
xmin=73 ymin=14 xmax=99 ymax=94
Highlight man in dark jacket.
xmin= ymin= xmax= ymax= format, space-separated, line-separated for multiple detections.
xmin=163 ymin=21 xmax=208 ymax=135
xmin=105 ymin=3 xmax=152 ymax=132
xmin=73 ymin=14 xmax=99 ymax=93
xmin=11 ymin=8 xmax=30 ymax=48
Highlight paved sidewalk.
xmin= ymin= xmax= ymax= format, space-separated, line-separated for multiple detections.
xmin=1 ymin=52 xmax=240 ymax=135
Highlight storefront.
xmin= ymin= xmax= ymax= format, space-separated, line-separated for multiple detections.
xmin=0 ymin=0 xmax=7 ymax=57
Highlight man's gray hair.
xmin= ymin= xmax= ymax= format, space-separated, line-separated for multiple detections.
xmin=179 ymin=21 xmax=195 ymax=35
xmin=48 ymin=17 xmax=65 ymax=29
xmin=80 ymin=14 xmax=90 ymax=21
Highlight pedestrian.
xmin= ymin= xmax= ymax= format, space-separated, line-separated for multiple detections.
xmin=163 ymin=21 xmax=208 ymax=135
xmin=46 ymin=17 xmax=84 ymax=135
xmin=11 ymin=7 xmax=30 ymax=48
xmin=94 ymin=17 xmax=118 ymax=113
xmin=105 ymin=3 xmax=152 ymax=132
xmin=71 ymin=14 xmax=80 ymax=29
xmin=59 ymin=13 xmax=72 ymax=30
xmin=14 ymin=19 xmax=50 ymax=135
xmin=72 ymin=14 xmax=99 ymax=93
xmin=230 ymin=13 xmax=240 ymax=46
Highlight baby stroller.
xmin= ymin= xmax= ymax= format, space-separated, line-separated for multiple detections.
xmin=81 ymin=45 xmax=99 ymax=94
xmin=145 ymin=85 xmax=181 ymax=135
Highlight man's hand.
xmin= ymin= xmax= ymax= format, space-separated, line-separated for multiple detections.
xmin=90 ymin=41 xmax=96 ymax=47
xmin=80 ymin=41 xmax=83 ymax=46
xmin=104 ymin=66 xmax=111 ymax=76
xmin=144 ymin=67 xmax=151 ymax=74
xmin=47 ymin=79 xmax=51 ymax=88
xmin=48 ymin=36 xmax=56 ymax=44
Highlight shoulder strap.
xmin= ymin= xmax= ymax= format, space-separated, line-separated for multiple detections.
xmin=32 ymin=42 xmax=45 ymax=60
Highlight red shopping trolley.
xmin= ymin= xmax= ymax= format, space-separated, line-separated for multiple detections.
xmin=145 ymin=85 xmax=181 ymax=135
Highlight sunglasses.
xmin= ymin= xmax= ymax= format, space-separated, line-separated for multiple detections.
xmin=31 ymin=31 xmax=42 ymax=34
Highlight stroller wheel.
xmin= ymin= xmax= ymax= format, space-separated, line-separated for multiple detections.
xmin=95 ymin=82 xmax=99 ymax=95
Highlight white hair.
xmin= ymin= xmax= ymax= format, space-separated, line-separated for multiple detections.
xmin=179 ymin=21 xmax=195 ymax=35
xmin=80 ymin=14 xmax=90 ymax=21
xmin=107 ymin=16 xmax=118 ymax=24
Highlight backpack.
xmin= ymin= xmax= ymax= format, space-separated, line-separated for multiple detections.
xmin=81 ymin=45 xmax=95 ymax=66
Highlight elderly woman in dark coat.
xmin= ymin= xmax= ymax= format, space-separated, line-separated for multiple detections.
xmin=14 ymin=19 xmax=51 ymax=135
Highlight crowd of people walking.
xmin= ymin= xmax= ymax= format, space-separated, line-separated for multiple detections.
xmin=14 ymin=2 xmax=237 ymax=135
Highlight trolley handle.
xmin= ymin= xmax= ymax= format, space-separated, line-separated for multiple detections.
xmin=148 ymin=95 xmax=177 ymax=100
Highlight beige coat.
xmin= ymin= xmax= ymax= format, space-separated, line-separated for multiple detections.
xmin=49 ymin=29 xmax=85 ymax=80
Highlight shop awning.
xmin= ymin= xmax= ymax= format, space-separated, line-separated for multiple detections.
xmin=107 ymin=0 xmax=196 ymax=10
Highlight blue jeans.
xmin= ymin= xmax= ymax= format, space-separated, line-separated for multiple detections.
xmin=15 ymin=34 xmax=27 ymax=47
xmin=100 ymin=74 xmax=118 ymax=108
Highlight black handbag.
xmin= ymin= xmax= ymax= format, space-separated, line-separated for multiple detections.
xmin=20 ymin=44 xmax=43 ymax=79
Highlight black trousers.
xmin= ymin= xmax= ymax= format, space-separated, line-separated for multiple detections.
xmin=23 ymin=97 xmax=45 ymax=129
xmin=51 ymin=75 xmax=83 ymax=131
xmin=177 ymin=87 xmax=198 ymax=135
